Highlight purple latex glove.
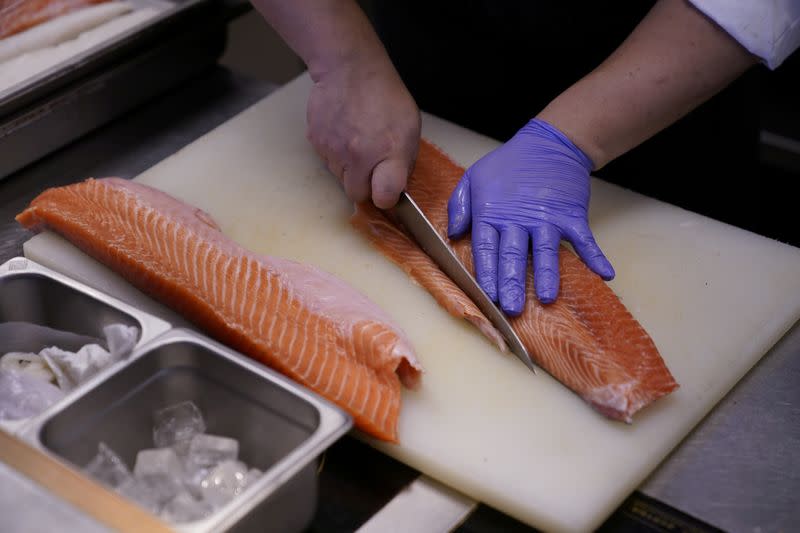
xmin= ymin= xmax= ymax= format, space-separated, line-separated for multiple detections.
xmin=447 ymin=118 xmax=615 ymax=315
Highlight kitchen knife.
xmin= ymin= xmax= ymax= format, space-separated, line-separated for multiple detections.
xmin=390 ymin=191 xmax=536 ymax=374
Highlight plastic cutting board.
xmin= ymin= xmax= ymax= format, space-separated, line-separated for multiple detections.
xmin=24 ymin=73 xmax=800 ymax=532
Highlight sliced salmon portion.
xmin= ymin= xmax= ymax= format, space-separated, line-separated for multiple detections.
xmin=351 ymin=139 xmax=678 ymax=422
xmin=0 ymin=0 xmax=109 ymax=39
xmin=17 ymin=178 xmax=423 ymax=442
xmin=352 ymin=207 xmax=509 ymax=352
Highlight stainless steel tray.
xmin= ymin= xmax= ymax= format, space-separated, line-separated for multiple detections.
xmin=0 ymin=256 xmax=171 ymax=433
xmin=1 ymin=257 xmax=353 ymax=531
xmin=0 ymin=0 xmax=207 ymax=110
xmin=0 ymin=0 xmax=250 ymax=180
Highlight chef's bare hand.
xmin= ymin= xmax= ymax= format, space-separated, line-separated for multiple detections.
xmin=307 ymin=57 xmax=420 ymax=208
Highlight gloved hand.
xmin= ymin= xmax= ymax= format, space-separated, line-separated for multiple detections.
xmin=447 ymin=118 xmax=615 ymax=315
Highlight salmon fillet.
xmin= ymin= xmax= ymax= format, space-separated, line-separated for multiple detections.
xmin=17 ymin=178 xmax=423 ymax=442
xmin=351 ymin=139 xmax=678 ymax=422
xmin=0 ymin=0 xmax=109 ymax=39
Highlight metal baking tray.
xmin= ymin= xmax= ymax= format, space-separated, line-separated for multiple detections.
xmin=0 ymin=0 xmax=208 ymax=110
xmin=0 ymin=256 xmax=171 ymax=433
xmin=0 ymin=0 xmax=250 ymax=180
xmin=1 ymin=257 xmax=353 ymax=531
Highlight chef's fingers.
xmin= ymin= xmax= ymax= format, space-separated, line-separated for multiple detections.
xmin=473 ymin=220 xmax=500 ymax=302
xmin=371 ymin=158 xmax=409 ymax=209
xmin=342 ymin=163 xmax=372 ymax=204
xmin=498 ymin=225 xmax=529 ymax=316
xmin=309 ymin=130 xmax=348 ymax=188
xmin=565 ymin=224 xmax=615 ymax=280
xmin=340 ymin=134 xmax=377 ymax=202
xmin=530 ymin=223 xmax=561 ymax=304
xmin=447 ymin=171 xmax=472 ymax=239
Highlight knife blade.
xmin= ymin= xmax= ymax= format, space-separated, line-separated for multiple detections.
xmin=390 ymin=191 xmax=536 ymax=374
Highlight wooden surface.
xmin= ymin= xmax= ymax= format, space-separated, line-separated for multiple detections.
xmin=0 ymin=430 xmax=173 ymax=532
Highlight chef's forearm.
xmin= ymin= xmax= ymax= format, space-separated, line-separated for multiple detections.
xmin=249 ymin=0 xmax=392 ymax=81
xmin=537 ymin=0 xmax=757 ymax=170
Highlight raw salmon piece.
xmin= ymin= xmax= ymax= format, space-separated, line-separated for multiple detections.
xmin=352 ymin=207 xmax=508 ymax=352
xmin=0 ymin=0 xmax=109 ymax=39
xmin=351 ymin=139 xmax=678 ymax=422
xmin=17 ymin=178 xmax=423 ymax=442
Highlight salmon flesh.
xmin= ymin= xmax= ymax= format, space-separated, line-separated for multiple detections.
xmin=17 ymin=178 xmax=423 ymax=442
xmin=351 ymin=139 xmax=678 ymax=422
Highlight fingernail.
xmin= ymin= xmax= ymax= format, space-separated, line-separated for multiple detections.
xmin=374 ymin=196 xmax=396 ymax=209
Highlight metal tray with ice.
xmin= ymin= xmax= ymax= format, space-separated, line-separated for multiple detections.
xmin=20 ymin=328 xmax=353 ymax=532
xmin=0 ymin=256 xmax=171 ymax=433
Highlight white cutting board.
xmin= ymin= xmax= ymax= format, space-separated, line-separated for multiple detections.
xmin=24 ymin=74 xmax=800 ymax=532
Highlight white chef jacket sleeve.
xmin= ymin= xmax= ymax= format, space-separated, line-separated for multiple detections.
xmin=688 ymin=0 xmax=800 ymax=69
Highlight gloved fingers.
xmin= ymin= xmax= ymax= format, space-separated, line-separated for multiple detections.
xmin=530 ymin=223 xmax=562 ymax=304
xmin=370 ymin=158 xmax=409 ymax=209
xmin=447 ymin=172 xmax=472 ymax=239
xmin=498 ymin=225 xmax=529 ymax=316
xmin=472 ymin=220 xmax=500 ymax=301
xmin=565 ymin=224 xmax=615 ymax=280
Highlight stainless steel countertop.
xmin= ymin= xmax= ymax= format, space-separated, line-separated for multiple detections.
xmin=1 ymin=66 xmax=798 ymax=533
xmin=0 ymin=462 xmax=111 ymax=533
xmin=641 ymin=320 xmax=800 ymax=533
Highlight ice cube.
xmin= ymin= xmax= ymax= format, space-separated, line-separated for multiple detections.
xmin=160 ymin=491 xmax=211 ymax=524
xmin=246 ymin=468 xmax=262 ymax=486
xmin=198 ymin=460 xmax=249 ymax=509
xmin=133 ymin=448 xmax=184 ymax=503
xmin=116 ymin=478 xmax=163 ymax=515
xmin=84 ymin=442 xmax=132 ymax=489
xmin=182 ymin=434 xmax=239 ymax=498
xmin=186 ymin=434 xmax=239 ymax=469
xmin=134 ymin=447 xmax=184 ymax=478
xmin=182 ymin=464 xmax=211 ymax=499
xmin=152 ymin=401 xmax=206 ymax=450
xmin=0 ymin=369 xmax=64 ymax=420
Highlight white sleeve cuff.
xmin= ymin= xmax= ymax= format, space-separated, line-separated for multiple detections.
xmin=688 ymin=0 xmax=800 ymax=69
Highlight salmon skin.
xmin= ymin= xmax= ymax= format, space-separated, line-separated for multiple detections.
xmin=0 ymin=0 xmax=109 ymax=39
xmin=351 ymin=139 xmax=678 ymax=422
xmin=17 ymin=178 xmax=423 ymax=442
